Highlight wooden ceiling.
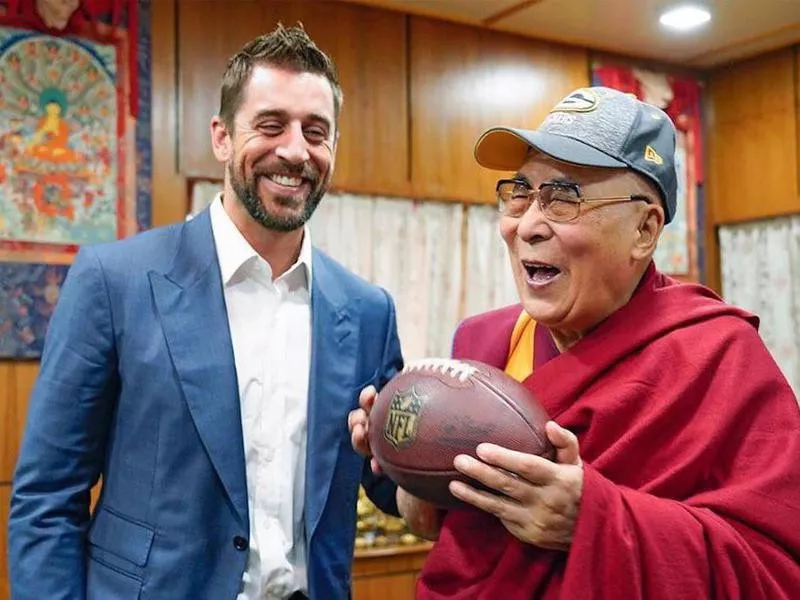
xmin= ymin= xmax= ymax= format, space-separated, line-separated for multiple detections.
xmin=341 ymin=0 xmax=800 ymax=67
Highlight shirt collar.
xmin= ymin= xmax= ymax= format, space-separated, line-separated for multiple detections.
xmin=209 ymin=193 xmax=313 ymax=289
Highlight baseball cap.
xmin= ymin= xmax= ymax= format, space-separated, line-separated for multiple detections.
xmin=474 ymin=86 xmax=678 ymax=223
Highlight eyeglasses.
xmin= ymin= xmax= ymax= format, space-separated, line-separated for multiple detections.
xmin=496 ymin=178 xmax=651 ymax=222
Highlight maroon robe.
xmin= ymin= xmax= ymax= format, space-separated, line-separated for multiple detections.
xmin=418 ymin=264 xmax=800 ymax=599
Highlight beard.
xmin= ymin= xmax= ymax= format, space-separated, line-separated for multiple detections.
xmin=228 ymin=158 xmax=327 ymax=232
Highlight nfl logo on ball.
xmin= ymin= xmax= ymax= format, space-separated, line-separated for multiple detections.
xmin=383 ymin=388 xmax=424 ymax=449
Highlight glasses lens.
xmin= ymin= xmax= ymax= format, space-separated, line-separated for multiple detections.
xmin=498 ymin=181 xmax=532 ymax=217
xmin=540 ymin=185 xmax=580 ymax=222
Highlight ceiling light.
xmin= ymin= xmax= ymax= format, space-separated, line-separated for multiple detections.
xmin=659 ymin=4 xmax=712 ymax=32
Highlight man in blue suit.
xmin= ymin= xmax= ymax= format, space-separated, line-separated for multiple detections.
xmin=9 ymin=25 xmax=401 ymax=600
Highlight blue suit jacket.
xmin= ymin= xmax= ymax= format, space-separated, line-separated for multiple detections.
xmin=8 ymin=209 xmax=402 ymax=600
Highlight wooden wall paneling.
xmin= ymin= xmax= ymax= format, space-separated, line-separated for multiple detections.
xmin=796 ymin=45 xmax=800 ymax=199
xmin=0 ymin=362 xmax=13 ymax=486
xmin=1 ymin=483 xmax=9 ymax=600
xmin=409 ymin=17 xmax=589 ymax=203
xmin=177 ymin=0 xmax=410 ymax=197
xmin=0 ymin=362 xmax=35 ymax=484
xmin=0 ymin=360 xmax=30 ymax=600
xmin=13 ymin=363 xmax=37 ymax=431
xmin=0 ymin=359 xmax=37 ymax=600
xmin=176 ymin=0 xmax=265 ymax=180
xmin=707 ymin=48 xmax=800 ymax=225
xmin=153 ymin=0 xmax=188 ymax=226
xmin=304 ymin=6 xmax=409 ymax=197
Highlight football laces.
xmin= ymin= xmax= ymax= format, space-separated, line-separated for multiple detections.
xmin=402 ymin=358 xmax=478 ymax=382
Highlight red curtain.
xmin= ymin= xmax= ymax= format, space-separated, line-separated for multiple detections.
xmin=593 ymin=64 xmax=642 ymax=97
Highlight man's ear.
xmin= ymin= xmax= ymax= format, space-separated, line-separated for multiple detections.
xmin=631 ymin=203 xmax=665 ymax=261
xmin=210 ymin=115 xmax=232 ymax=163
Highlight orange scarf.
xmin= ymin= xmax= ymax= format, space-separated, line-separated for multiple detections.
xmin=504 ymin=311 xmax=536 ymax=382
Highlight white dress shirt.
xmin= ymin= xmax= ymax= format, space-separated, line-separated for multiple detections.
xmin=209 ymin=196 xmax=312 ymax=600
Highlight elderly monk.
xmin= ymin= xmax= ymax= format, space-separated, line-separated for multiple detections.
xmin=349 ymin=86 xmax=800 ymax=600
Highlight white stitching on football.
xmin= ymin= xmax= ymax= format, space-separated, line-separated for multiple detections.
xmin=401 ymin=358 xmax=479 ymax=382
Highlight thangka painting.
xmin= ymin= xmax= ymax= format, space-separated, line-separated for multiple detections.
xmin=0 ymin=31 xmax=121 ymax=246
xmin=0 ymin=0 xmax=150 ymax=357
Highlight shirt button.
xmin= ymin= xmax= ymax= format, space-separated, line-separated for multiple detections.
xmin=233 ymin=536 xmax=249 ymax=551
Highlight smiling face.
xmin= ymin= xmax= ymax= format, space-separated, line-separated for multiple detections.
xmin=500 ymin=153 xmax=664 ymax=348
xmin=211 ymin=64 xmax=336 ymax=233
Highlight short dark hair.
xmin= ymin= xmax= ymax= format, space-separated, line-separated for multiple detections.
xmin=218 ymin=23 xmax=343 ymax=131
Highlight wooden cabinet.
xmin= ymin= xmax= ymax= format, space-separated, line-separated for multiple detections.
xmin=352 ymin=543 xmax=432 ymax=600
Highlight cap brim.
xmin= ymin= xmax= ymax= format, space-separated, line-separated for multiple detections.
xmin=474 ymin=127 xmax=626 ymax=171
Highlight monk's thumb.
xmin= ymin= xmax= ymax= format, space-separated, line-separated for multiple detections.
xmin=546 ymin=421 xmax=581 ymax=466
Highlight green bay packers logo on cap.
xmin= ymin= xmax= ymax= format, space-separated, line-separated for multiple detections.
xmin=551 ymin=88 xmax=599 ymax=113
xmin=384 ymin=387 xmax=424 ymax=449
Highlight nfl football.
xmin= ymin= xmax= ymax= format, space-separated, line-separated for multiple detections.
xmin=369 ymin=358 xmax=554 ymax=508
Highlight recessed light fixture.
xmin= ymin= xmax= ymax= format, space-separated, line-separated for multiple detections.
xmin=659 ymin=4 xmax=712 ymax=32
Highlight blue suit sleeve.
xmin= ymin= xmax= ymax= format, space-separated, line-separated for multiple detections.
xmin=8 ymin=246 xmax=119 ymax=600
xmin=360 ymin=287 xmax=403 ymax=517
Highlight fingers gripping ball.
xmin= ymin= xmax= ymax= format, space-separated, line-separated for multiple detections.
xmin=369 ymin=359 xmax=554 ymax=508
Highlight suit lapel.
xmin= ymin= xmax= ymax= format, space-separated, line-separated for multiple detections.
xmin=306 ymin=251 xmax=357 ymax=541
xmin=149 ymin=211 xmax=248 ymax=528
